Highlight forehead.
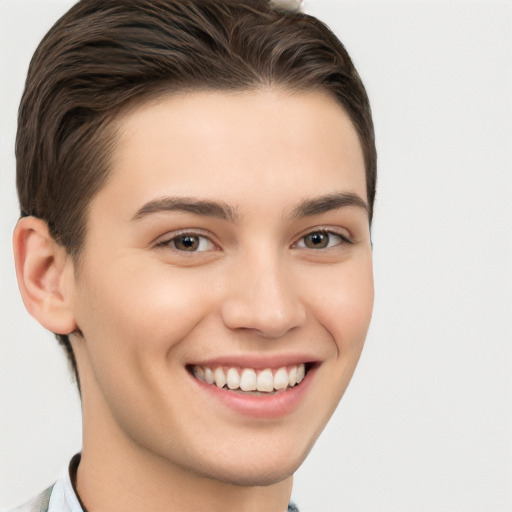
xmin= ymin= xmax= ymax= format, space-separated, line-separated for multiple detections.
xmin=95 ymin=89 xmax=367 ymax=221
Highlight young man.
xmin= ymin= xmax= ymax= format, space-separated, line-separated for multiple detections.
xmin=11 ymin=0 xmax=376 ymax=510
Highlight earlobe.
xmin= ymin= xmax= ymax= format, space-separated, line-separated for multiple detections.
xmin=13 ymin=216 xmax=78 ymax=335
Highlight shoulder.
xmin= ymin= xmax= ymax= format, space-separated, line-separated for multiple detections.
xmin=3 ymin=486 xmax=54 ymax=512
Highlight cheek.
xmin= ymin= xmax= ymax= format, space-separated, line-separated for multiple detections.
xmin=74 ymin=261 xmax=215 ymax=362
xmin=308 ymin=255 xmax=374 ymax=351
xmin=72 ymin=263 xmax=213 ymax=431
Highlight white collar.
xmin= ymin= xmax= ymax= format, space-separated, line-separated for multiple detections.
xmin=47 ymin=457 xmax=83 ymax=512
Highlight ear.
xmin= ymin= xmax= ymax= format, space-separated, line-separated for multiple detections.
xmin=13 ymin=216 xmax=78 ymax=335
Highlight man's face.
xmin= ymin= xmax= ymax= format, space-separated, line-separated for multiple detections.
xmin=70 ymin=90 xmax=373 ymax=485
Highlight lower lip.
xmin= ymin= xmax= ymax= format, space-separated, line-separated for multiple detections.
xmin=190 ymin=367 xmax=316 ymax=419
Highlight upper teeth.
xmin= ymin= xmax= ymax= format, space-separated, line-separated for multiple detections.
xmin=192 ymin=364 xmax=306 ymax=393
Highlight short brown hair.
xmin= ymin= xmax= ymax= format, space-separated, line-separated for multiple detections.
xmin=16 ymin=0 xmax=376 ymax=379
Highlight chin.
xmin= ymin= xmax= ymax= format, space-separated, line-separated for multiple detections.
xmin=184 ymin=438 xmax=314 ymax=488
xmin=198 ymin=459 xmax=300 ymax=487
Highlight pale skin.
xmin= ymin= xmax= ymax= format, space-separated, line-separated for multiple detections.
xmin=14 ymin=90 xmax=374 ymax=512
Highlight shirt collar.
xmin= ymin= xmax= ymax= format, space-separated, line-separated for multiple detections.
xmin=47 ymin=454 xmax=83 ymax=512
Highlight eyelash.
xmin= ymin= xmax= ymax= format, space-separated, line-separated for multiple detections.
xmin=155 ymin=230 xmax=217 ymax=253
xmin=292 ymin=229 xmax=353 ymax=250
xmin=155 ymin=228 xmax=352 ymax=253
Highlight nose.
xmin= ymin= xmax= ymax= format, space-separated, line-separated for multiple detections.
xmin=220 ymin=253 xmax=307 ymax=339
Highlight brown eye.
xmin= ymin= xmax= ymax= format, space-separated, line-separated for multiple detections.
xmin=303 ymin=232 xmax=329 ymax=249
xmin=173 ymin=235 xmax=200 ymax=251
xmin=156 ymin=232 xmax=217 ymax=253
xmin=295 ymin=230 xmax=350 ymax=250
xmin=155 ymin=232 xmax=218 ymax=257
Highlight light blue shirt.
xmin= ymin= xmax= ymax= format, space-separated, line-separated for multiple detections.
xmin=5 ymin=465 xmax=81 ymax=512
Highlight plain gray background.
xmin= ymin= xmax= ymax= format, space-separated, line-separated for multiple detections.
xmin=1 ymin=0 xmax=511 ymax=510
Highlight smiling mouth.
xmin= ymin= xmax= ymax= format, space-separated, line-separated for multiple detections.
xmin=189 ymin=363 xmax=310 ymax=395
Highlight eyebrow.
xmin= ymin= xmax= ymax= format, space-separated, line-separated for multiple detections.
xmin=131 ymin=191 xmax=368 ymax=223
xmin=291 ymin=192 xmax=369 ymax=219
xmin=131 ymin=196 xmax=239 ymax=222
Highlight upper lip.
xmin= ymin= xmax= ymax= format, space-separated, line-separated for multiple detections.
xmin=187 ymin=353 xmax=319 ymax=370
